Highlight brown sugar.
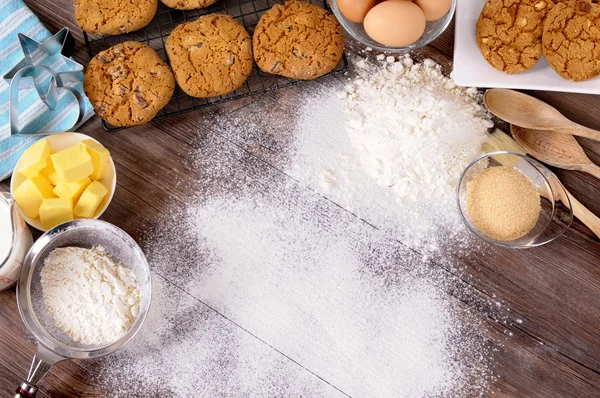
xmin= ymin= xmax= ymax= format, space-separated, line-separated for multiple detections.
xmin=466 ymin=166 xmax=541 ymax=241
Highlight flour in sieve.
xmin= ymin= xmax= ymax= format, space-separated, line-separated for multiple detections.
xmin=41 ymin=246 xmax=141 ymax=345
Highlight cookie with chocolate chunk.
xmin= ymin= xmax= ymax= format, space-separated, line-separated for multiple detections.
xmin=543 ymin=1 xmax=600 ymax=81
xmin=84 ymin=42 xmax=175 ymax=127
xmin=166 ymin=14 xmax=253 ymax=98
xmin=74 ymin=0 xmax=157 ymax=35
xmin=253 ymin=1 xmax=344 ymax=80
xmin=476 ymin=0 xmax=554 ymax=74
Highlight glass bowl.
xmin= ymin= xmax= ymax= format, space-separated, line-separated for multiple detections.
xmin=18 ymin=219 xmax=152 ymax=356
xmin=329 ymin=0 xmax=456 ymax=52
xmin=13 ymin=219 xmax=152 ymax=395
xmin=457 ymin=152 xmax=573 ymax=249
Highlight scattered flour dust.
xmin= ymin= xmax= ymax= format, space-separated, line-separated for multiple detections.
xmin=94 ymin=274 xmax=346 ymax=397
xmin=40 ymin=246 xmax=141 ymax=345
xmin=96 ymin=188 xmax=491 ymax=397
xmin=181 ymin=195 xmax=490 ymax=397
xmin=289 ymin=56 xmax=492 ymax=253
xmin=92 ymin=57 xmax=493 ymax=396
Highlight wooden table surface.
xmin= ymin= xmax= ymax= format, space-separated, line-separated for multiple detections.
xmin=2 ymin=0 xmax=600 ymax=396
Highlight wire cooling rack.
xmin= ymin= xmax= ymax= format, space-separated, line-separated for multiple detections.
xmin=83 ymin=0 xmax=348 ymax=131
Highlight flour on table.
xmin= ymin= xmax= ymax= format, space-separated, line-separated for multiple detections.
xmin=41 ymin=246 xmax=141 ymax=345
xmin=180 ymin=194 xmax=490 ymax=397
xmin=92 ymin=57 xmax=493 ymax=396
xmin=289 ymin=56 xmax=492 ymax=254
xmin=102 ymin=149 xmax=492 ymax=397
xmin=94 ymin=274 xmax=348 ymax=397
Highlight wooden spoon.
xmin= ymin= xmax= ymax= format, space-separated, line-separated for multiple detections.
xmin=484 ymin=89 xmax=600 ymax=142
xmin=511 ymin=125 xmax=600 ymax=180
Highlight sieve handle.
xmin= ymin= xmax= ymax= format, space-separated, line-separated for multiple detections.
xmin=14 ymin=382 xmax=37 ymax=398
xmin=14 ymin=345 xmax=63 ymax=397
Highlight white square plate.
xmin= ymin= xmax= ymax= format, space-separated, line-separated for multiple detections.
xmin=453 ymin=0 xmax=600 ymax=94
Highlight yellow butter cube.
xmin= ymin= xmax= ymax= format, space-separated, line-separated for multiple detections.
xmin=81 ymin=139 xmax=110 ymax=180
xmin=18 ymin=139 xmax=51 ymax=178
xmin=40 ymin=156 xmax=61 ymax=186
xmin=51 ymin=143 xmax=94 ymax=182
xmin=13 ymin=175 xmax=57 ymax=218
xmin=74 ymin=181 xmax=108 ymax=218
xmin=39 ymin=198 xmax=73 ymax=230
xmin=53 ymin=178 xmax=91 ymax=203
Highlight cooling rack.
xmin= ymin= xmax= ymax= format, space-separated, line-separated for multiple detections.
xmin=83 ymin=0 xmax=348 ymax=131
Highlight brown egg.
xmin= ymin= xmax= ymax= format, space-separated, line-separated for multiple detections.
xmin=364 ymin=1 xmax=426 ymax=47
xmin=337 ymin=0 xmax=379 ymax=23
xmin=413 ymin=0 xmax=452 ymax=21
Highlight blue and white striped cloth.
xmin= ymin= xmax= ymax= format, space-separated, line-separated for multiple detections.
xmin=0 ymin=0 xmax=94 ymax=181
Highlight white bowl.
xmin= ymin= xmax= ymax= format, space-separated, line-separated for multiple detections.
xmin=10 ymin=133 xmax=116 ymax=231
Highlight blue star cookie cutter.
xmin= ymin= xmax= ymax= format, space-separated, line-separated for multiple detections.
xmin=3 ymin=28 xmax=87 ymax=136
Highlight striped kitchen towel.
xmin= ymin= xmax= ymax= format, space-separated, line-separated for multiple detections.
xmin=0 ymin=0 xmax=94 ymax=182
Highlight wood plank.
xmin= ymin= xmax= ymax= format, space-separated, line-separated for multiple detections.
xmin=0 ymin=0 xmax=598 ymax=395
xmin=134 ymin=126 xmax=600 ymax=396
xmin=153 ymin=53 xmax=600 ymax=394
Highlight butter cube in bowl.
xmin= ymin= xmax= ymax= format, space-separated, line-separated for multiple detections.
xmin=10 ymin=133 xmax=116 ymax=231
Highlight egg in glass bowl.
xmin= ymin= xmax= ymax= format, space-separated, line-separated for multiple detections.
xmin=330 ymin=0 xmax=456 ymax=52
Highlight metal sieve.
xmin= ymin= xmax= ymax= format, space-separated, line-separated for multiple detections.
xmin=13 ymin=219 xmax=152 ymax=398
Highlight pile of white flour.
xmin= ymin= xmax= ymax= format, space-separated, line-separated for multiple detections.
xmin=345 ymin=57 xmax=491 ymax=205
xmin=41 ymin=246 xmax=141 ymax=345
xmin=290 ymin=56 xmax=492 ymax=253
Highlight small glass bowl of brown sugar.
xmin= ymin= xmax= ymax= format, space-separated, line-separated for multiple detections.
xmin=457 ymin=152 xmax=573 ymax=248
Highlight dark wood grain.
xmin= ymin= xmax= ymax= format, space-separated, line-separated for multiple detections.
xmin=1 ymin=0 xmax=600 ymax=396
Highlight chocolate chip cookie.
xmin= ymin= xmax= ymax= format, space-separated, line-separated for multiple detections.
xmin=84 ymin=42 xmax=175 ymax=127
xmin=74 ymin=0 xmax=157 ymax=35
xmin=253 ymin=1 xmax=345 ymax=80
xmin=160 ymin=0 xmax=217 ymax=10
xmin=543 ymin=1 xmax=600 ymax=81
xmin=476 ymin=0 xmax=555 ymax=74
xmin=166 ymin=14 xmax=253 ymax=98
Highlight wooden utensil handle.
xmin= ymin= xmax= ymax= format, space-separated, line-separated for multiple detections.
xmin=571 ymin=125 xmax=600 ymax=142
xmin=582 ymin=163 xmax=600 ymax=180
xmin=567 ymin=189 xmax=600 ymax=239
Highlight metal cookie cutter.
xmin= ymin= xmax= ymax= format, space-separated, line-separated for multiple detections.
xmin=2 ymin=28 xmax=87 ymax=136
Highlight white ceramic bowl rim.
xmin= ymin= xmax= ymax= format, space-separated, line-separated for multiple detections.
xmin=9 ymin=132 xmax=117 ymax=231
